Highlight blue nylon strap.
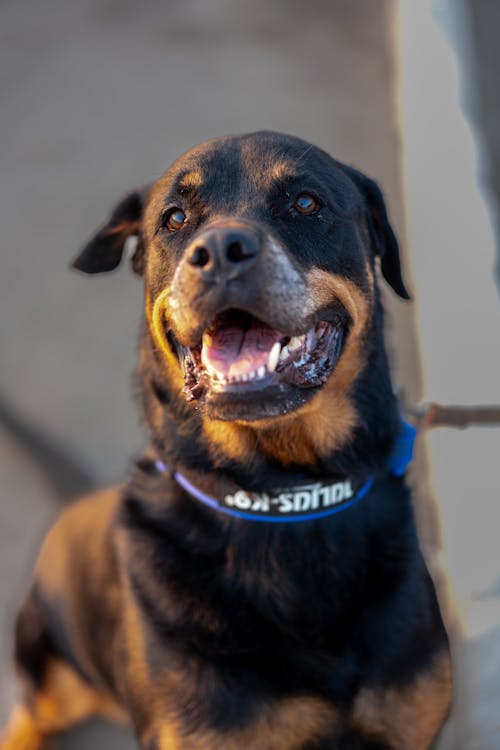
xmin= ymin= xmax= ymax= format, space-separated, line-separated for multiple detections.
xmin=174 ymin=472 xmax=374 ymax=523
xmin=386 ymin=420 xmax=417 ymax=477
xmin=155 ymin=419 xmax=417 ymax=523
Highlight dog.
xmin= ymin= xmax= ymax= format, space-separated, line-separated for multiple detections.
xmin=1 ymin=131 xmax=452 ymax=749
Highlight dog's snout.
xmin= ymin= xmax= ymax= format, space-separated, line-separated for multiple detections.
xmin=186 ymin=226 xmax=260 ymax=281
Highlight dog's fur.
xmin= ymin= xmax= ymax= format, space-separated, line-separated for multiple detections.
xmin=1 ymin=132 xmax=451 ymax=749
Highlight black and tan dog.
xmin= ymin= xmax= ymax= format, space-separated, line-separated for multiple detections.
xmin=1 ymin=132 xmax=451 ymax=749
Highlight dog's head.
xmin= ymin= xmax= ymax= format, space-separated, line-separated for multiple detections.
xmin=73 ymin=132 xmax=408 ymax=467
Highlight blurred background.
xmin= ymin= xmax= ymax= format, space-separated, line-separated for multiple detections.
xmin=1 ymin=1 xmax=499 ymax=747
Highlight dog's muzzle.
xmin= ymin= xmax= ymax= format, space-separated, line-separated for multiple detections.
xmin=163 ymin=222 xmax=348 ymax=412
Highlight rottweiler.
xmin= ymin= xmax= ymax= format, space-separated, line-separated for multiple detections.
xmin=1 ymin=131 xmax=452 ymax=749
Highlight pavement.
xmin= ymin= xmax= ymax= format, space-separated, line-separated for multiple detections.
xmin=1 ymin=1 xmax=499 ymax=747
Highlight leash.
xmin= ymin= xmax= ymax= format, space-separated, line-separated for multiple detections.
xmin=154 ymin=420 xmax=416 ymax=523
xmin=411 ymin=402 xmax=500 ymax=430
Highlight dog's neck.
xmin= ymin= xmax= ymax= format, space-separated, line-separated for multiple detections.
xmin=151 ymin=414 xmax=414 ymax=523
xmin=126 ymin=324 xmax=417 ymax=655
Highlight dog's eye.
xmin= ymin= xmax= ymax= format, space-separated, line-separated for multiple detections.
xmin=293 ymin=193 xmax=320 ymax=215
xmin=162 ymin=208 xmax=187 ymax=231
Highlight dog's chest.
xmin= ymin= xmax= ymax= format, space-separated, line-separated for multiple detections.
xmin=150 ymin=695 xmax=340 ymax=750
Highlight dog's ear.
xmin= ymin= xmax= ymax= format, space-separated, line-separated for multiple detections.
xmin=72 ymin=189 xmax=149 ymax=275
xmin=343 ymin=166 xmax=410 ymax=300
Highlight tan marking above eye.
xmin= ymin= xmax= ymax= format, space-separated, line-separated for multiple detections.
xmin=178 ymin=170 xmax=203 ymax=191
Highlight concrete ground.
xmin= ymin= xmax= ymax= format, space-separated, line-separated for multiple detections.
xmin=1 ymin=1 xmax=499 ymax=747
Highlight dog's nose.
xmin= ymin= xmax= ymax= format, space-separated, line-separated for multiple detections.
xmin=186 ymin=225 xmax=260 ymax=281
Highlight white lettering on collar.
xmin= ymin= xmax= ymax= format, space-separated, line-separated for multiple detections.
xmin=223 ymin=480 xmax=354 ymax=515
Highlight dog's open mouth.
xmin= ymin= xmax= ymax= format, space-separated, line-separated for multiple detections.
xmin=177 ymin=310 xmax=345 ymax=401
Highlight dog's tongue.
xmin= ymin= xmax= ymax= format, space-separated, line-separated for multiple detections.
xmin=202 ymin=322 xmax=280 ymax=379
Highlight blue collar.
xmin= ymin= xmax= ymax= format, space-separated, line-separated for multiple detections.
xmin=155 ymin=420 xmax=416 ymax=523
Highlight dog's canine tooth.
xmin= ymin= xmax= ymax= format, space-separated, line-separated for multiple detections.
xmin=202 ymin=330 xmax=213 ymax=348
xmin=279 ymin=345 xmax=290 ymax=362
xmin=267 ymin=341 xmax=281 ymax=373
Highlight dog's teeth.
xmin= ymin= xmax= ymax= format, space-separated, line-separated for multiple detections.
xmin=279 ymin=346 xmax=290 ymax=362
xmin=288 ymin=336 xmax=303 ymax=352
xmin=257 ymin=366 xmax=266 ymax=379
xmin=205 ymin=363 xmax=227 ymax=383
xmin=248 ymin=370 xmax=256 ymax=380
xmin=267 ymin=342 xmax=281 ymax=373
xmin=241 ymin=373 xmax=249 ymax=381
xmin=202 ymin=331 xmax=213 ymax=348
